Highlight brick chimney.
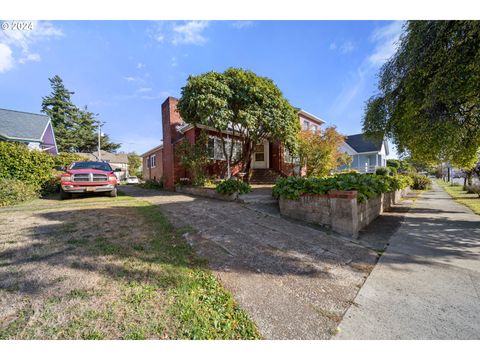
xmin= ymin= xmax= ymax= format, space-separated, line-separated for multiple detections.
xmin=161 ymin=97 xmax=182 ymax=190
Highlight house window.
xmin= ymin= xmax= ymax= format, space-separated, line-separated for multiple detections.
xmin=311 ymin=124 xmax=318 ymax=133
xmin=302 ymin=120 xmax=310 ymax=131
xmin=283 ymin=147 xmax=300 ymax=165
xmin=207 ymin=136 xmax=242 ymax=161
xmin=150 ymin=154 xmax=156 ymax=168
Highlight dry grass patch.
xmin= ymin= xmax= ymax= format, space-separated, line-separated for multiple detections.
xmin=0 ymin=194 xmax=260 ymax=339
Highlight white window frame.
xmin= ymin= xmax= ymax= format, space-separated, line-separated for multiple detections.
xmin=150 ymin=154 xmax=157 ymax=168
xmin=207 ymin=136 xmax=242 ymax=162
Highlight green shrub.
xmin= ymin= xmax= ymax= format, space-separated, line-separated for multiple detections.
xmin=0 ymin=178 xmax=38 ymax=207
xmin=410 ymin=174 xmax=432 ymax=190
xmin=215 ymin=179 xmax=252 ymax=195
xmin=272 ymin=173 xmax=412 ymax=202
xmin=140 ymin=179 xmax=163 ymax=189
xmin=375 ymin=167 xmax=390 ymax=176
xmin=388 ymin=166 xmax=398 ymax=175
xmin=0 ymin=142 xmax=54 ymax=191
xmin=386 ymin=159 xmax=400 ymax=169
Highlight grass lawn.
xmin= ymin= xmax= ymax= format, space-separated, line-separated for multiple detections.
xmin=0 ymin=193 xmax=260 ymax=339
xmin=437 ymin=180 xmax=480 ymax=215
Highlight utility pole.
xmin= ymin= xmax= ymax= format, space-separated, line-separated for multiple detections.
xmin=98 ymin=121 xmax=102 ymax=161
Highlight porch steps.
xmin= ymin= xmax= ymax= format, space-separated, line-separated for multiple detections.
xmin=250 ymin=169 xmax=282 ymax=184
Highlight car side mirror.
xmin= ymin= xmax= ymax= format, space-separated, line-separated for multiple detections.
xmin=54 ymin=166 xmax=66 ymax=171
xmin=114 ymin=168 xmax=122 ymax=172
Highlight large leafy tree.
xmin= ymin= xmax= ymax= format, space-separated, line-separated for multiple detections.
xmin=42 ymin=75 xmax=120 ymax=153
xmin=177 ymin=68 xmax=299 ymax=179
xmin=363 ymin=21 xmax=480 ymax=170
xmin=127 ymin=152 xmax=142 ymax=177
xmin=297 ymin=127 xmax=350 ymax=177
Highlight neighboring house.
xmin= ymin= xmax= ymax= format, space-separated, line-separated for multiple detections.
xmin=0 ymin=108 xmax=58 ymax=155
xmin=339 ymin=133 xmax=389 ymax=173
xmin=141 ymin=144 xmax=163 ymax=181
xmin=75 ymin=150 xmax=129 ymax=180
xmin=142 ymin=97 xmax=324 ymax=190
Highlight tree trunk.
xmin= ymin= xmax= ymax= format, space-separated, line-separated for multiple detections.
xmin=243 ymin=141 xmax=253 ymax=183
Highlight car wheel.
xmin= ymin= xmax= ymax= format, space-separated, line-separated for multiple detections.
xmin=60 ymin=188 xmax=71 ymax=200
xmin=109 ymin=188 xmax=117 ymax=197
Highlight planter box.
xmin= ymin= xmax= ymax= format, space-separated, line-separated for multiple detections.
xmin=279 ymin=188 xmax=409 ymax=238
xmin=175 ymin=185 xmax=238 ymax=201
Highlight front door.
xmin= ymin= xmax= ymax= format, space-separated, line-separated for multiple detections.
xmin=252 ymin=140 xmax=269 ymax=169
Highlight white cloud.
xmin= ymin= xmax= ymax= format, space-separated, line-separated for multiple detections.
xmin=231 ymin=21 xmax=254 ymax=29
xmin=172 ymin=21 xmax=209 ymax=45
xmin=329 ymin=21 xmax=405 ymax=117
xmin=0 ymin=43 xmax=13 ymax=72
xmin=136 ymin=87 xmax=152 ymax=93
xmin=171 ymin=56 xmax=177 ymax=67
xmin=368 ymin=21 xmax=404 ymax=66
xmin=329 ymin=40 xmax=355 ymax=54
xmin=136 ymin=62 xmax=145 ymax=69
xmin=19 ymin=52 xmax=40 ymax=64
xmin=150 ymin=21 xmax=209 ymax=46
xmin=0 ymin=21 xmax=63 ymax=72
xmin=123 ymin=76 xmax=143 ymax=82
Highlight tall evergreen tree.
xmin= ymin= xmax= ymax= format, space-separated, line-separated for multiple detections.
xmin=41 ymin=75 xmax=121 ymax=153
xmin=41 ymin=75 xmax=78 ymax=152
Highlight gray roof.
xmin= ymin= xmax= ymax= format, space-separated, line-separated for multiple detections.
xmin=345 ymin=133 xmax=383 ymax=153
xmin=76 ymin=150 xmax=128 ymax=164
xmin=0 ymin=108 xmax=50 ymax=141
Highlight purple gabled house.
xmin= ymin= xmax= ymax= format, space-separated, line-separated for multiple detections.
xmin=0 ymin=108 xmax=58 ymax=155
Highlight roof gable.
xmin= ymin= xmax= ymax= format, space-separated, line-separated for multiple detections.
xmin=0 ymin=108 xmax=50 ymax=141
xmin=345 ymin=133 xmax=384 ymax=153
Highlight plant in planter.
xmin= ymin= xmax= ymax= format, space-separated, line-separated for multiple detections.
xmin=215 ymin=179 xmax=252 ymax=196
xmin=272 ymin=173 xmax=412 ymax=202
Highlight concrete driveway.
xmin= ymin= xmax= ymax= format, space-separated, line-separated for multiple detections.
xmin=336 ymin=182 xmax=480 ymax=339
xmin=120 ymin=185 xmax=383 ymax=339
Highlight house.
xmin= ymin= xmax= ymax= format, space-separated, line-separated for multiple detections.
xmin=339 ymin=133 xmax=389 ymax=173
xmin=141 ymin=97 xmax=324 ymax=190
xmin=0 ymin=108 xmax=58 ymax=155
xmin=141 ymin=144 xmax=163 ymax=181
xmin=75 ymin=150 xmax=129 ymax=180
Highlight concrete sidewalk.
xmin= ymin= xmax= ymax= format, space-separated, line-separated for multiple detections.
xmin=336 ymin=182 xmax=480 ymax=339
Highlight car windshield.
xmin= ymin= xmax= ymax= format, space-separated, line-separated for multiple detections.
xmin=69 ymin=162 xmax=112 ymax=171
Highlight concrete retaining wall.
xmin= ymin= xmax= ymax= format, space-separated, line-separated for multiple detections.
xmin=175 ymin=185 xmax=238 ymax=201
xmin=279 ymin=188 xmax=408 ymax=238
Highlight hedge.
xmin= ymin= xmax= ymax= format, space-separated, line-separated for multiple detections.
xmin=272 ymin=173 xmax=413 ymax=202
xmin=0 ymin=178 xmax=38 ymax=207
xmin=0 ymin=142 xmax=87 ymax=198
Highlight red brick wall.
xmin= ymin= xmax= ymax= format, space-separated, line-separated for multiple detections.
xmin=162 ymin=97 xmax=183 ymax=190
xmin=142 ymin=148 xmax=163 ymax=181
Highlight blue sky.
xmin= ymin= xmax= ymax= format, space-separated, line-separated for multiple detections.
xmin=0 ymin=20 xmax=403 ymax=155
